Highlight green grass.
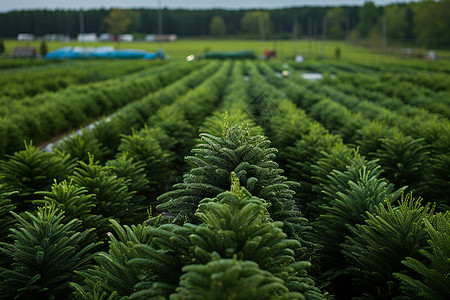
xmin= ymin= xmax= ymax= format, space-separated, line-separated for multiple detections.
xmin=1 ymin=39 xmax=437 ymax=62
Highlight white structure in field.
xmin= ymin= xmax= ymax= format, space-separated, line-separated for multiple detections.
xmin=119 ymin=34 xmax=133 ymax=42
xmin=99 ymin=33 xmax=113 ymax=42
xmin=17 ymin=33 xmax=35 ymax=41
xmin=77 ymin=33 xmax=98 ymax=42
xmin=44 ymin=34 xmax=70 ymax=42
xmin=145 ymin=34 xmax=177 ymax=42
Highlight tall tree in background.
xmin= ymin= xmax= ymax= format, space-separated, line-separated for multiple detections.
xmin=209 ymin=16 xmax=226 ymax=36
xmin=241 ymin=11 xmax=271 ymax=38
xmin=412 ymin=0 xmax=450 ymax=47
xmin=358 ymin=1 xmax=379 ymax=38
xmin=127 ymin=10 xmax=142 ymax=34
xmin=326 ymin=7 xmax=347 ymax=39
xmin=385 ymin=4 xmax=408 ymax=41
xmin=104 ymin=8 xmax=131 ymax=38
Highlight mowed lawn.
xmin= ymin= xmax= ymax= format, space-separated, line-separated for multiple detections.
xmin=3 ymin=39 xmax=409 ymax=62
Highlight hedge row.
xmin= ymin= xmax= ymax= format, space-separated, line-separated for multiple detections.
xmin=0 ymin=61 xmax=199 ymax=156
xmin=0 ymin=59 xmax=165 ymax=99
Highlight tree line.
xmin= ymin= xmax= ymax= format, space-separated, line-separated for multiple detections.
xmin=0 ymin=1 xmax=449 ymax=47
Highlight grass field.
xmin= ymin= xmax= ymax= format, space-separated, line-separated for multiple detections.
xmin=3 ymin=38 xmax=444 ymax=62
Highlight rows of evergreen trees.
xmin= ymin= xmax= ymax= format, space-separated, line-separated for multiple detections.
xmin=0 ymin=59 xmax=449 ymax=299
xmin=0 ymin=1 xmax=449 ymax=47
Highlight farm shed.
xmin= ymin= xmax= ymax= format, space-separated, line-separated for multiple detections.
xmin=12 ymin=46 xmax=36 ymax=58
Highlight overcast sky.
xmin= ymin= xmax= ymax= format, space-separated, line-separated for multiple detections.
xmin=0 ymin=0 xmax=419 ymax=12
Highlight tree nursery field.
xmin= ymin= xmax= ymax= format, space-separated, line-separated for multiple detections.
xmin=0 ymin=57 xmax=449 ymax=299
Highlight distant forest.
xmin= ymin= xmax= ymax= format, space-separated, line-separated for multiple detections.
xmin=0 ymin=1 xmax=449 ymax=47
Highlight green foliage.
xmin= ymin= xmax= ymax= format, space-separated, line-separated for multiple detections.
xmin=307 ymin=143 xmax=356 ymax=218
xmin=75 ymin=176 xmax=324 ymax=299
xmin=56 ymin=130 xmax=107 ymax=164
xmin=268 ymin=100 xmax=312 ymax=164
xmin=0 ymin=184 xmax=17 ymax=266
xmin=0 ymin=143 xmax=75 ymax=212
xmin=185 ymin=178 xmax=323 ymax=299
xmin=201 ymin=109 xmax=264 ymax=139
xmin=356 ymin=121 xmax=398 ymax=156
xmin=372 ymin=133 xmax=430 ymax=193
xmin=74 ymin=219 xmax=157 ymax=298
xmin=39 ymin=40 xmax=48 ymax=56
xmin=33 ymin=180 xmax=103 ymax=232
xmin=70 ymin=155 xmax=138 ymax=226
xmin=240 ymin=11 xmax=271 ymax=37
xmin=0 ymin=205 xmax=100 ymax=299
xmin=190 ymin=186 xmax=296 ymax=273
xmin=385 ymin=4 xmax=409 ymax=40
xmin=106 ymin=153 xmax=150 ymax=198
xmin=412 ymin=0 xmax=450 ymax=47
xmin=200 ymin=61 xmax=263 ymax=138
xmin=147 ymin=105 xmax=197 ymax=173
xmin=179 ymin=61 xmax=231 ymax=127
xmin=172 ymin=254 xmax=303 ymax=300
xmin=326 ymin=7 xmax=346 ymax=40
xmin=118 ymin=128 xmax=174 ymax=200
xmin=307 ymin=97 xmax=365 ymax=143
xmin=91 ymin=118 xmax=123 ymax=161
xmin=209 ymin=16 xmax=227 ymax=36
xmin=358 ymin=1 xmax=379 ymax=38
xmin=394 ymin=212 xmax=450 ymax=299
xmin=428 ymin=152 xmax=450 ymax=210
xmin=104 ymin=8 xmax=131 ymax=37
xmin=311 ymin=156 xmax=405 ymax=294
xmin=157 ymin=125 xmax=299 ymax=224
xmin=342 ymin=193 xmax=433 ymax=298
xmin=335 ymin=47 xmax=341 ymax=59
xmin=0 ymin=60 xmax=188 ymax=156
xmin=0 ymin=39 xmax=4 ymax=54
xmin=127 ymin=224 xmax=192 ymax=299
xmin=285 ymin=123 xmax=345 ymax=213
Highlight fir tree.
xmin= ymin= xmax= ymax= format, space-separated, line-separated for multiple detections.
xmin=311 ymin=156 xmax=405 ymax=296
xmin=39 ymin=40 xmax=48 ymax=57
xmin=0 ymin=142 xmax=75 ymax=212
xmin=33 ymin=180 xmax=103 ymax=233
xmin=70 ymin=155 xmax=138 ymax=227
xmin=75 ymin=175 xmax=325 ymax=300
xmin=0 ymin=184 xmax=17 ymax=267
xmin=394 ymin=213 xmax=450 ymax=299
xmin=106 ymin=153 xmax=151 ymax=220
xmin=118 ymin=128 xmax=174 ymax=202
xmin=73 ymin=219 xmax=161 ymax=299
xmin=372 ymin=134 xmax=430 ymax=194
xmin=0 ymin=205 xmax=100 ymax=299
xmin=342 ymin=193 xmax=433 ymax=298
xmin=172 ymin=253 xmax=303 ymax=300
xmin=56 ymin=130 xmax=107 ymax=164
xmin=185 ymin=173 xmax=324 ymax=299
xmin=157 ymin=125 xmax=300 ymax=225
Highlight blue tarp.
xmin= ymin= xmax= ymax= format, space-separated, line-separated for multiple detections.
xmin=92 ymin=46 xmax=114 ymax=58
xmin=46 ymin=47 xmax=165 ymax=60
xmin=144 ymin=49 xmax=165 ymax=60
xmin=45 ymin=46 xmax=73 ymax=59
xmin=110 ymin=49 xmax=146 ymax=59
